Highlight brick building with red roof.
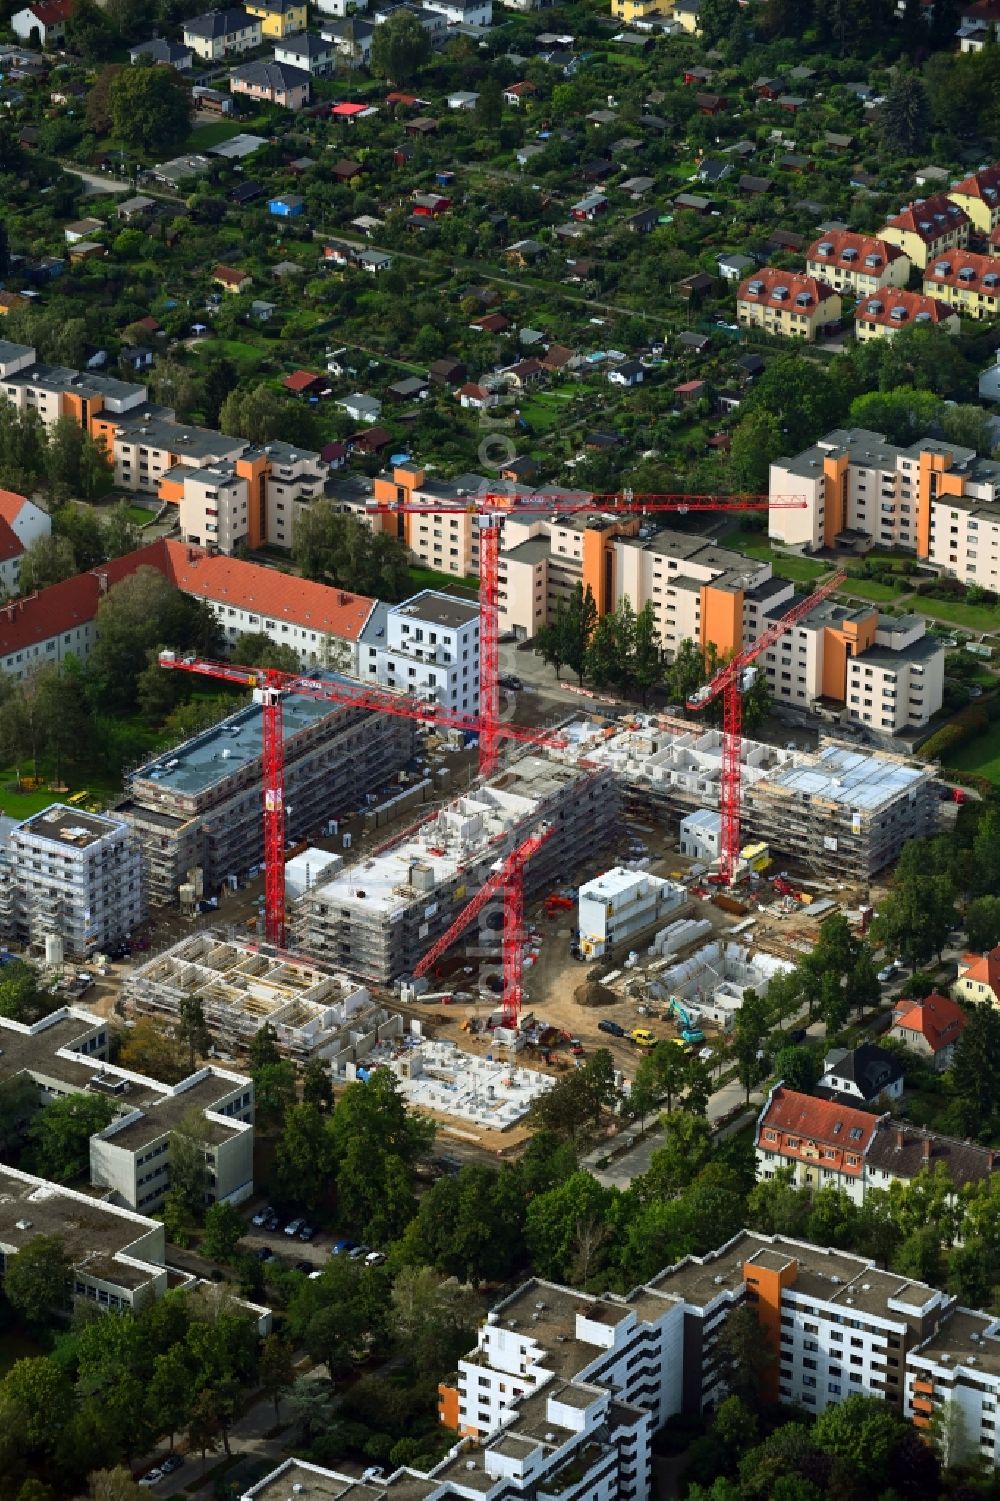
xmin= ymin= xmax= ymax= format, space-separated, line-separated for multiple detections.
xmin=736 ymin=268 xmax=841 ymax=342
xmin=855 ymin=288 xmax=960 ymax=341
xmin=891 ymin=993 xmax=967 ymax=1070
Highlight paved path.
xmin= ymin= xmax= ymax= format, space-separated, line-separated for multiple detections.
xmin=59 ymin=164 xmax=131 ymax=195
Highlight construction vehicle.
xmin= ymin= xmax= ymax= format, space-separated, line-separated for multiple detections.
xmin=630 ymin=1027 xmax=656 ymax=1048
xmin=668 ymin=998 xmax=705 ymax=1045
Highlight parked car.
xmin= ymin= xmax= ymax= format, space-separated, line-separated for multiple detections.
xmin=251 ymin=1205 xmax=273 ymax=1228
xmin=598 ymin=1019 xmax=625 ymax=1037
xmin=500 ymin=674 xmax=523 ymax=691
xmin=298 ymin=1224 xmax=316 ymax=1243
xmin=263 ymin=1213 xmax=281 ymax=1232
xmin=284 ymin=1218 xmax=306 ymax=1237
xmin=348 ymin=1244 xmax=370 ymax=1260
xmin=877 ymin=964 xmax=897 ymax=983
xmin=254 ymin=1245 xmax=274 ymax=1262
xmin=138 ymin=1472 xmax=163 ymax=1489
xmin=330 ymin=1237 xmax=355 ymax=1256
xmin=160 ymin=1456 xmax=183 ymax=1475
xmin=365 ymin=1250 xmax=386 ymax=1266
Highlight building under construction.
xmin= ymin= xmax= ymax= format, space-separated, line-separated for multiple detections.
xmin=293 ymin=756 xmax=619 ymax=985
xmin=116 ymin=684 xmax=417 ymax=905
xmin=125 ymin=932 xmax=402 ymax=1065
xmin=559 ymin=716 xmax=938 ymax=881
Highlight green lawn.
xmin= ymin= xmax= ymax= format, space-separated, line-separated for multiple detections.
xmin=196 ymin=338 xmax=266 ymax=373
xmin=0 ymin=773 xmax=120 ymax=820
xmin=942 ymin=720 xmax=1000 ymax=782
xmin=126 ymin=504 xmax=155 ymax=525
xmin=519 ymin=390 xmax=576 ymax=433
xmin=186 ymin=119 xmax=261 ymax=151
xmin=717 ymin=526 xmax=826 ymax=582
xmin=770 ymin=555 xmax=828 ymax=583
xmin=912 ymin=596 xmax=1000 ymax=632
xmin=408 ymin=565 xmax=479 ymax=596
xmin=840 ymin=578 xmax=905 ymax=602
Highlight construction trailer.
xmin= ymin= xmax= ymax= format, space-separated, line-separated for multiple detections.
xmin=115 ymin=682 xmax=417 ymax=905
xmin=125 ymin=931 xmax=403 ymax=1066
xmin=293 ymin=756 xmax=620 ymax=985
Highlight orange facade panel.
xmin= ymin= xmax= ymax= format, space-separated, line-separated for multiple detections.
xmin=700 ymin=583 xmax=743 ymax=659
xmin=158 ymin=477 xmax=185 ymax=504
xmin=743 ymin=1256 xmax=798 ymax=1405
xmin=822 ymin=453 xmax=847 ymax=547
xmin=438 ymin=1383 xmax=460 ymax=1430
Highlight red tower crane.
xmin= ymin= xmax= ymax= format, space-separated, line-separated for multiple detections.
xmin=360 ymin=491 xmax=808 ymax=776
xmin=412 ymin=824 xmax=553 ymax=1029
xmin=685 ymin=570 xmax=847 ymax=884
xmin=156 ymin=653 xmax=567 ymax=948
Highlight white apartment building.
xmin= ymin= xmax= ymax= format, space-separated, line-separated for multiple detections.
xmin=182 ymin=5 xmax=262 ymax=58
xmin=359 ymin=590 xmax=481 ymax=713
xmin=245 ymin=1229 xmax=1000 ymax=1501
xmin=0 ymin=804 xmax=144 ymax=958
xmin=769 ymin=426 xmax=1000 ymax=591
xmin=577 ymin=867 xmax=687 ymax=958
xmin=422 ymin=0 xmax=492 ymax=21
xmin=0 ymin=1006 xmax=255 ymax=1215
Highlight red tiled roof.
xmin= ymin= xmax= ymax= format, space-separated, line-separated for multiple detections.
xmin=737 ymin=267 xmax=838 ymax=312
xmin=213 ymin=265 xmax=249 ymax=286
xmin=472 ymin=313 xmax=509 ymax=333
xmin=282 ymin=369 xmax=325 ymax=392
xmin=882 ymin=194 xmax=969 ymax=242
xmin=892 ymin=992 xmax=966 ymax=1054
xmin=807 ymin=229 xmax=903 ymax=273
xmin=0 ymin=538 xmax=377 ymax=658
xmin=951 ymin=162 xmax=1000 ymax=202
xmin=855 ymin=288 xmax=955 ymax=328
xmin=0 ymin=489 xmax=29 ymax=527
xmin=958 ymin=945 xmax=1000 ymax=997
xmin=756 ymin=1085 xmax=879 ymax=1177
xmin=456 ymin=382 xmax=490 ymax=399
xmin=0 ymin=518 xmax=23 ymax=563
xmin=924 ymin=247 xmax=1000 ymax=293
xmin=332 ymin=101 xmax=367 ymax=117
xmin=164 ymin=542 xmax=374 ymax=640
xmin=29 ymin=0 xmax=72 ymax=23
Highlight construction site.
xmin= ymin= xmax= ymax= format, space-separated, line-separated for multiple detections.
xmin=124 ymin=934 xmax=403 ymax=1066
xmin=115 ymin=682 xmax=418 ymax=906
xmin=293 ymin=755 xmax=620 ymax=985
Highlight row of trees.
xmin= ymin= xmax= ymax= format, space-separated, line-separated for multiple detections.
xmin=0 ymin=408 xmax=112 ymax=507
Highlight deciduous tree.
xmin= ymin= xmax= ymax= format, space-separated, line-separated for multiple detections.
xmin=4 ymin=1235 xmax=71 ymax=1324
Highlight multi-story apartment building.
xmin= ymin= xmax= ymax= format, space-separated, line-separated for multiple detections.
xmin=360 ymin=462 xmax=493 ymax=579
xmin=0 ymin=539 xmax=377 ymax=680
xmin=182 ymin=6 xmax=262 ymax=58
xmin=118 ymin=685 xmax=416 ymax=905
xmin=880 ymin=195 xmax=971 ymax=269
xmin=736 ymin=268 xmax=841 ymax=342
xmin=0 ymin=342 xmax=324 ymax=554
xmin=246 ymin=1228 xmax=1000 ymax=1501
xmin=805 ymin=230 xmax=910 ymax=296
xmin=0 ymin=805 xmax=144 ymax=958
xmin=855 ymin=289 xmax=960 ymax=341
xmin=244 ymin=0 xmax=307 ymax=36
xmin=922 ymin=248 xmax=1000 ymax=319
xmin=359 ymin=590 xmax=481 ymax=714
xmin=0 ymin=1006 xmax=254 ymax=1215
xmin=948 ymin=163 xmax=1000 ymax=237
xmin=756 ymin=1085 xmax=997 ymax=1204
xmin=769 ymin=426 xmax=1000 ymax=592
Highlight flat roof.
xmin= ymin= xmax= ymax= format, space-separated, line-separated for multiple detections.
xmin=131 ymin=681 xmax=353 ymax=797
xmin=762 ymin=743 xmax=932 ymax=812
xmin=16 ymin=804 xmax=122 ymax=849
xmin=0 ymin=1166 xmax=161 ymax=1289
xmin=916 ymin=1307 xmax=1000 ymax=1378
xmin=106 ymin=1073 xmax=242 ymax=1150
xmin=7 ymin=362 xmax=145 ymax=405
xmin=394 ymin=590 xmax=478 ymax=629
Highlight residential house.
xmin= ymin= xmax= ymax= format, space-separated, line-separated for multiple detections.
xmin=503 ymin=81 xmax=536 ymax=104
xmin=348 ymin=426 xmax=391 ymax=455
xmin=456 ymin=382 xmax=498 ymax=410
xmin=948 ymin=163 xmax=1000 ymax=234
xmin=755 ymin=1086 xmax=880 ymax=1204
xmin=880 ymin=195 xmax=971 ymax=270
xmin=677 ymin=272 xmax=713 ymax=300
xmin=213 ymin=264 xmax=252 ymax=295
xmin=320 ymin=15 xmax=373 ymax=64
xmin=738 ymin=173 xmax=773 ymax=196
xmin=244 ymin=0 xmax=307 ymax=36
xmin=674 ymin=378 xmax=704 ymax=403
xmin=737 ymin=268 xmax=841 ymax=342
xmin=627 ymin=207 xmax=658 ymax=233
xmin=63 ymin=217 xmax=103 ymax=245
xmin=505 ymin=359 xmax=544 ymax=390
xmin=817 ymin=1044 xmax=905 ymax=1107
xmin=717 ymin=251 xmax=756 ymax=282
xmin=182 ymin=7 xmax=262 ymax=58
xmin=330 ymin=157 xmax=363 ymax=182
xmin=339 ymin=392 xmax=382 ymax=423
xmin=412 ymin=191 xmax=450 ymax=217
xmin=268 ymin=193 xmax=304 ymax=217
xmin=358 ymin=249 xmax=392 ymax=273
xmin=386 ymin=376 xmax=429 ymax=402
xmin=230 ymin=180 xmax=263 ymax=206
xmin=922 ymin=249 xmax=1000 ymax=320
xmin=674 ymin=0 xmax=702 ymax=30
xmin=273 ymin=30 xmax=336 ymax=73
xmin=695 ymin=91 xmax=724 ymax=114
xmin=515 ymin=143 xmax=544 ymax=167
xmin=11 ymin=0 xmax=72 ymax=46
xmin=231 ymin=58 xmax=310 ymax=107
xmin=447 ymin=90 xmax=479 ymax=109
xmin=423 ymin=0 xmax=491 ymax=22
xmin=621 ymin=174 xmax=655 ymax=197
xmin=891 ymin=993 xmax=966 ymax=1071
xmin=571 ymin=191 xmax=608 ymax=222
xmin=806 ymin=230 xmax=910 ymax=296
xmin=129 ymin=37 xmax=193 ymax=66
xmin=957 ymin=0 xmax=1000 ymax=49
xmin=674 ymin=193 xmax=713 ymax=214
xmin=117 ymin=195 xmax=156 ymax=222
xmin=954 ymin=945 xmax=1000 ymax=1008
xmin=404 ymin=114 xmax=437 ymax=135
xmin=428 ymin=357 xmax=466 ymax=384
xmin=282 ymin=370 xmax=330 ymax=397
xmin=0 ymin=489 xmax=49 ymax=596
xmin=854 ymin=288 xmax=960 ymax=341
xmin=607 ymin=359 xmax=644 ymax=387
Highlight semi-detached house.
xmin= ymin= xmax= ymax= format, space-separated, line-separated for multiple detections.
xmin=922 ymin=249 xmax=1000 ymax=320
xmin=183 ymin=6 xmax=262 ymax=58
xmin=736 ymin=268 xmax=841 ymax=342
xmin=805 ymin=230 xmax=910 ymax=296
xmin=879 ymin=195 xmax=970 ymax=270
